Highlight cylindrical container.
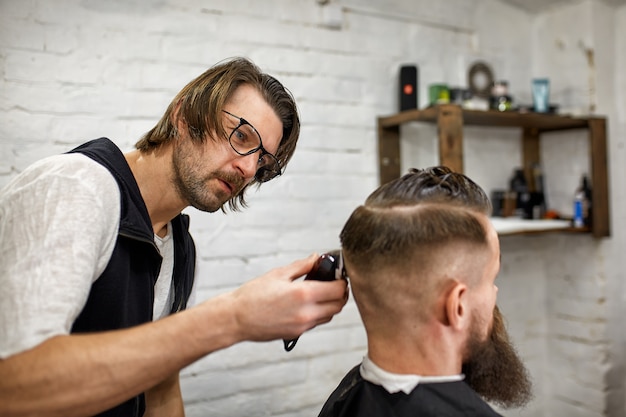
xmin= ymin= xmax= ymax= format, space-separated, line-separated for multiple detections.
xmin=532 ymin=78 xmax=550 ymax=113
xmin=428 ymin=84 xmax=450 ymax=105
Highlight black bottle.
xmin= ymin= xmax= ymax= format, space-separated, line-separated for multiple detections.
xmin=509 ymin=168 xmax=530 ymax=218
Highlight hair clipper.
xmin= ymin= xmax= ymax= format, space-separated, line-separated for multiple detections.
xmin=283 ymin=251 xmax=344 ymax=352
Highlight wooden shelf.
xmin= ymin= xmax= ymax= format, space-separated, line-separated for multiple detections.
xmin=490 ymin=218 xmax=587 ymax=236
xmin=379 ymin=106 xmax=591 ymax=131
xmin=377 ymin=104 xmax=610 ymax=238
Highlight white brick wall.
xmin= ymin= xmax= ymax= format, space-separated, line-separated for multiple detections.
xmin=1 ymin=0 xmax=625 ymax=416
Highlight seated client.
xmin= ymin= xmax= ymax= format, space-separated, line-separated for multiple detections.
xmin=318 ymin=166 xmax=532 ymax=417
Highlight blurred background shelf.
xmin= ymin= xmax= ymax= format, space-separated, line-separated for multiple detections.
xmin=490 ymin=217 xmax=585 ymax=236
xmin=377 ymin=105 xmax=610 ymax=237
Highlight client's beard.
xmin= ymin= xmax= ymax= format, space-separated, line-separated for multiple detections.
xmin=461 ymin=305 xmax=533 ymax=409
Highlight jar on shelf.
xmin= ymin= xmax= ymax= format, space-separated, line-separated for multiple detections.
xmin=490 ymin=80 xmax=513 ymax=111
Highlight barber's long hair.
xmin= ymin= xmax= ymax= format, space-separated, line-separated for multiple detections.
xmin=340 ymin=167 xmax=492 ymax=272
xmin=136 ymin=57 xmax=300 ymax=210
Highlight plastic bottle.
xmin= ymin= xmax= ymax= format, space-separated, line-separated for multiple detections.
xmin=573 ymin=188 xmax=585 ymax=228
xmin=573 ymin=174 xmax=591 ymax=228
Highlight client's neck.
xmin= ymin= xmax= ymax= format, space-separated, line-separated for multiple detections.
xmin=366 ymin=331 xmax=462 ymax=376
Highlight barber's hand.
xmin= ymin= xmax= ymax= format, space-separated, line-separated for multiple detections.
xmin=229 ymin=253 xmax=349 ymax=342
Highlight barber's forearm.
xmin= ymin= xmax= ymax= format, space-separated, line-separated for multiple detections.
xmin=144 ymin=373 xmax=185 ymax=417
xmin=0 ymin=294 xmax=241 ymax=417
xmin=0 ymin=254 xmax=348 ymax=416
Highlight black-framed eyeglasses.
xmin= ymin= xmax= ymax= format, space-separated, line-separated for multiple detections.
xmin=222 ymin=110 xmax=282 ymax=183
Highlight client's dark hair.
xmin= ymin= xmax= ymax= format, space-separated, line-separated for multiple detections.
xmin=340 ymin=166 xmax=492 ymax=272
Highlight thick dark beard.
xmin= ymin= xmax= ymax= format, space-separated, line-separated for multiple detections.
xmin=462 ymin=305 xmax=533 ymax=409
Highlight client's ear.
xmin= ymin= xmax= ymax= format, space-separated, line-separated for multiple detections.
xmin=444 ymin=281 xmax=470 ymax=332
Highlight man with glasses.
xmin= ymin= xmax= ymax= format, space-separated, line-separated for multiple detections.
xmin=0 ymin=57 xmax=348 ymax=417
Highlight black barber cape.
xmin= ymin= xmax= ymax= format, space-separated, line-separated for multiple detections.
xmin=318 ymin=365 xmax=503 ymax=417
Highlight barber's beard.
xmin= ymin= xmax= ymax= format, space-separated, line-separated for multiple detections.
xmin=171 ymin=140 xmax=245 ymax=213
xmin=462 ymin=305 xmax=533 ymax=409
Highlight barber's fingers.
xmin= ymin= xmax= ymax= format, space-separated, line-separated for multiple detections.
xmin=272 ymin=253 xmax=319 ymax=282
xmin=302 ymin=278 xmax=349 ymax=303
xmin=304 ymin=279 xmax=350 ymax=326
xmin=295 ymin=288 xmax=350 ymax=335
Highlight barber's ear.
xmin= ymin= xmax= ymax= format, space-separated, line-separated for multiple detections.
xmin=445 ymin=282 xmax=470 ymax=331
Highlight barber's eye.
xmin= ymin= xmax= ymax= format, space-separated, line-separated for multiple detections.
xmin=232 ymin=127 xmax=253 ymax=146
xmin=233 ymin=128 xmax=246 ymax=141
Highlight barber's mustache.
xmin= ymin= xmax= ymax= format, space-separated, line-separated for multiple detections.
xmin=214 ymin=171 xmax=246 ymax=193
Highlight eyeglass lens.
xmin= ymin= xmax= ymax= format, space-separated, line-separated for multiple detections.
xmin=255 ymin=154 xmax=281 ymax=182
xmin=230 ymin=123 xmax=260 ymax=154
xmin=227 ymin=116 xmax=281 ymax=183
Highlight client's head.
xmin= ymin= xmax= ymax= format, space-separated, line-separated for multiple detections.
xmin=339 ymin=166 xmax=531 ymax=408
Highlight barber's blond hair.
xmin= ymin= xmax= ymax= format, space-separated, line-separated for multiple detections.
xmin=135 ymin=57 xmax=300 ymax=211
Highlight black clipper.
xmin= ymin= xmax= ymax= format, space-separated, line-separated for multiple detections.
xmin=283 ymin=251 xmax=344 ymax=352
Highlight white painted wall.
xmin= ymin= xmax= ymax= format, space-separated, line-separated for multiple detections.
xmin=607 ymin=4 xmax=626 ymax=417
xmin=531 ymin=3 xmax=626 ymax=417
xmin=1 ymin=0 xmax=624 ymax=416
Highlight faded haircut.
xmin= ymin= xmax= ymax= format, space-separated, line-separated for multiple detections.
xmin=340 ymin=166 xmax=492 ymax=276
xmin=135 ymin=57 xmax=300 ymax=211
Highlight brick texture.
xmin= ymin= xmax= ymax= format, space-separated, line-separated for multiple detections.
xmin=1 ymin=1 xmax=625 ymax=416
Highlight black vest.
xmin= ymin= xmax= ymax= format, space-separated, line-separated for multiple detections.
xmin=68 ymin=138 xmax=196 ymax=417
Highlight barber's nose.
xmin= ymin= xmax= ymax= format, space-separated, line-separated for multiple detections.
xmin=234 ymin=152 xmax=259 ymax=180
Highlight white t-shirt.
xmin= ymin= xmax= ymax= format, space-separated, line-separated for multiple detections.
xmin=153 ymin=226 xmax=174 ymax=320
xmin=0 ymin=153 xmax=174 ymax=358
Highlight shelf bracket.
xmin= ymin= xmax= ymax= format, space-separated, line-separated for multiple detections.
xmin=378 ymin=119 xmax=401 ymax=185
xmin=437 ymin=105 xmax=464 ymax=173
xmin=588 ymin=118 xmax=610 ymax=237
xmin=522 ymin=127 xmax=540 ymax=192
